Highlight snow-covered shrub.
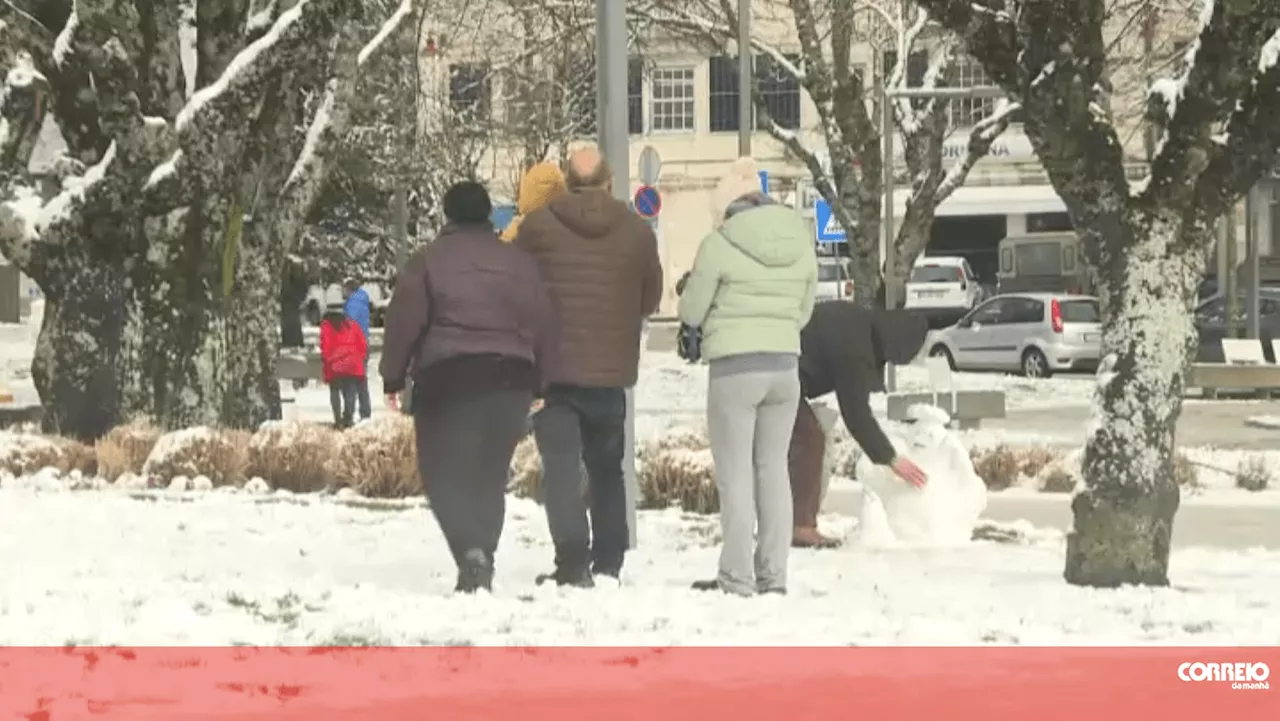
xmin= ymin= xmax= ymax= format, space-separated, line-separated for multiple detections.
xmin=1017 ymin=447 xmax=1060 ymax=478
xmin=0 ymin=432 xmax=97 ymax=476
xmin=1039 ymin=467 xmax=1076 ymax=493
xmin=636 ymin=426 xmax=716 ymax=513
xmin=95 ymin=419 xmax=161 ymax=481
xmin=1234 ymin=456 xmax=1272 ymax=492
xmin=508 ymin=436 xmax=589 ymax=503
xmin=142 ymin=427 xmax=251 ymax=487
xmin=246 ymin=422 xmax=336 ymax=493
xmin=834 ymin=441 xmax=863 ymax=480
xmin=639 ymin=446 xmax=717 ymax=514
xmin=970 ymin=445 xmax=1020 ymax=491
xmin=509 ymin=436 xmax=542 ymax=500
xmin=1172 ymin=452 xmax=1200 ymax=489
xmin=326 ymin=416 xmax=419 ymax=498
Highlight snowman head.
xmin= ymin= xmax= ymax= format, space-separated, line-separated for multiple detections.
xmin=902 ymin=404 xmax=952 ymax=450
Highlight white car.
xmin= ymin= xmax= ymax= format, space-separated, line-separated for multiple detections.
xmin=903 ymin=256 xmax=984 ymax=321
xmin=927 ymin=292 xmax=1102 ymax=378
xmin=816 ymin=257 xmax=854 ymax=302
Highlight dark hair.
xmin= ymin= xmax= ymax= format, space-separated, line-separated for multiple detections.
xmin=323 ymin=308 xmax=346 ymax=331
xmin=342 ymin=278 xmax=360 ymax=294
xmin=443 ymin=181 xmax=492 ymax=224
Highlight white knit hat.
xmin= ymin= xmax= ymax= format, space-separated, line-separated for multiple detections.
xmin=710 ymin=156 xmax=764 ymax=221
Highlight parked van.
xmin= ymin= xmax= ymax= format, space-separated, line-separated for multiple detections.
xmin=903 ymin=256 xmax=984 ymax=322
xmin=996 ymin=232 xmax=1093 ymax=295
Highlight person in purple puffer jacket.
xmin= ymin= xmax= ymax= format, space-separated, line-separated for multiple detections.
xmin=380 ymin=181 xmax=559 ymax=594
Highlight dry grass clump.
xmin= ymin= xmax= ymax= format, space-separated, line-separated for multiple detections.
xmin=1017 ymin=447 xmax=1060 ymax=478
xmin=637 ymin=426 xmax=717 ymax=514
xmin=246 ymin=422 xmax=338 ymax=493
xmin=326 ymin=416 xmax=419 ymax=498
xmin=970 ymin=445 xmax=1021 ymax=491
xmin=142 ymin=427 xmax=251 ymax=487
xmin=0 ymin=432 xmax=97 ymax=476
xmin=95 ymin=419 xmax=161 ymax=481
xmin=508 ymin=437 xmax=608 ymax=504
xmin=509 ymin=436 xmax=544 ymax=501
xmin=1172 ymin=452 xmax=1200 ymax=489
xmin=639 ymin=447 xmax=718 ymax=514
xmin=1235 ymin=455 xmax=1272 ymax=492
xmin=1038 ymin=467 xmax=1077 ymax=493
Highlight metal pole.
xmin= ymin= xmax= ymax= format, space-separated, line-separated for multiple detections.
xmin=1247 ymin=185 xmax=1260 ymax=339
xmin=737 ymin=0 xmax=752 ymax=156
xmin=595 ymin=0 xmax=637 ymax=549
xmin=882 ymin=86 xmax=897 ymax=392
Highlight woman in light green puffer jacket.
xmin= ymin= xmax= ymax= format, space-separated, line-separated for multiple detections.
xmin=677 ymin=156 xmax=817 ymax=598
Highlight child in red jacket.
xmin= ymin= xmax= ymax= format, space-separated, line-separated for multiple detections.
xmin=319 ymin=303 xmax=369 ymax=428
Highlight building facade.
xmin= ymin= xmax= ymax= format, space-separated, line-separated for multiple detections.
xmin=421 ymin=1 xmax=1276 ymax=315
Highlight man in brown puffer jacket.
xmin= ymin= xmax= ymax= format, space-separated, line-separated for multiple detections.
xmin=514 ymin=147 xmax=663 ymax=587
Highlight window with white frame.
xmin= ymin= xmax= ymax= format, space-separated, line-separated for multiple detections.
xmin=949 ymin=55 xmax=995 ymax=127
xmin=649 ymin=67 xmax=696 ymax=132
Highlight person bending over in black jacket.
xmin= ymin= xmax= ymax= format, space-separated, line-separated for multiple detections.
xmin=789 ymin=302 xmax=930 ymax=548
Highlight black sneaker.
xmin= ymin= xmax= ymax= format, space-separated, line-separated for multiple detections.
xmin=691 ymin=579 xmax=721 ymax=592
xmin=535 ymin=567 xmax=594 ymax=588
xmin=455 ymin=549 xmax=493 ymax=593
xmin=759 ymin=587 xmax=787 ymax=596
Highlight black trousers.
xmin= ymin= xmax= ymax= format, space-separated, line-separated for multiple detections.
xmin=329 ymin=376 xmax=360 ymax=427
xmin=532 ymin=384 xmax=628 ymax=576
xmin=414 ymin=389 xmax=532 ymax=568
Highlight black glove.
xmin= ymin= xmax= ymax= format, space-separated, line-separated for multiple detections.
xmin=677 ymin=323 xmax=702 ymax=363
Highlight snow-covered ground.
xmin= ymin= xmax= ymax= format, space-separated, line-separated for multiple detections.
xmin=2 ymin=488 xmax=1277 ymax=645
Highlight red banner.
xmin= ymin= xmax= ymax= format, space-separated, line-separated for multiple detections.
xmin=0 ymin=647 xmax=1274 ymax=720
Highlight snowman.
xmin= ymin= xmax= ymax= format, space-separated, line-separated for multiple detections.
xmin=854 ymin=403 xmax=987 ymax=547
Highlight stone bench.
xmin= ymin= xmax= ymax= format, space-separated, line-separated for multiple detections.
xmin=885 ymin=390 xmax=1007 ymax=430
xmin=1189 ymin=338 xmax=1280 ymax=399
xmin=884 ymin=356 xmax=1007 ymax=430
xmin=1188 ymin=364 xmax=1280 ymax=399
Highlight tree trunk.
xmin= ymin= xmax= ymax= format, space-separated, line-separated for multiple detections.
xmin=842 ymin=177 xmax=886 ymax=308
xmin=31 ymin=264 xmax=129 ymax=441
xmin=280 ymin=263 xmax=308 ymax=348
xmin=1065 ymin=209 xmax=1204 ymax=587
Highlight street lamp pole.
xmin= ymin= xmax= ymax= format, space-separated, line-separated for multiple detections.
xmin=595 ymin=0 xmax=638 ymax=548
xmin=737 ymin=0 xmax=752 ymax=156
xmin=881 ymin=86 xmax=1006 ymax=392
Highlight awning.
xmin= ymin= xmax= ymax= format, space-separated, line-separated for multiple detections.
xmin=892 ymin=184 xmax=1067 ymax=217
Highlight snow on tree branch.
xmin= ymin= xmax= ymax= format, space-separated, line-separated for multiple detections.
xmin=935 ymin=98 xmax=1022 ymax=202
xmin=53 ymin=0 xmax=78 ymax=68
xmin=1171 ymin=3 xmax=1280 ymax=218
xmin=357 ymin=0 xmax=413 ymax=66
xmin=159 ymin=0 xmax=350 ymax=203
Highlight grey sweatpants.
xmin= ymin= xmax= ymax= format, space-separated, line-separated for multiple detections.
xmin=706 ymin=354 xmax=801 ymax=596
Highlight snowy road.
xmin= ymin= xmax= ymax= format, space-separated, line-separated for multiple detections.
xmin=1 ymin=488 xmax=1278 ymax=645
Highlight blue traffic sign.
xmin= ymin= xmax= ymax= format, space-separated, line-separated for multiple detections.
xmin=490 ymin=203 xmax=517 ymax=232
xmin=814 ymin=199 xmax=847 ymax=243
xmin=634 ymin=185 xmax=661 ymax=218
xmin=758 ymin=170 xmax=769 ymax=195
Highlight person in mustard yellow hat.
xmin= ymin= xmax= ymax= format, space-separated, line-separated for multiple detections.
xmin=501 ymin=161 xmax=567 ymax=242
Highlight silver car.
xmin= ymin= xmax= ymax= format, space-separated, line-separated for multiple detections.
xmin=927 ymin=292 xmax=1102 ymax=377
xmin=815 ymin=257 xmax=854 ymax=302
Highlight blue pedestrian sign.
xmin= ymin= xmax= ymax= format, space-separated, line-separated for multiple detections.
xmin=633 ymin=185 xmax=662 ymax=219
xmin=490 ymin=203 xmax=517 ymax=233
xmin=814 ymin=199 xmax=847 ymax=243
